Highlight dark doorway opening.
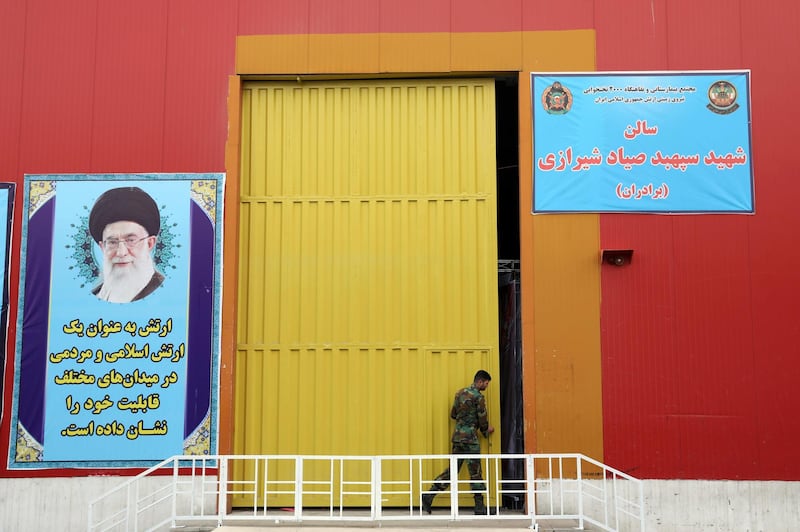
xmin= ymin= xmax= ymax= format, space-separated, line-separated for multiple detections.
xmin=495 ymin=76 xmax=524 ymax=509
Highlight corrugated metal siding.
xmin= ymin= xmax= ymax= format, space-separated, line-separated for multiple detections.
xmin=234 ymin=79 xmax=500 ymax=505
xmin=17 ymin=1 xmax=97 ymax=172
xmin=515 ymin=41 xmax=603 ymax=464
xmin=92 ymin=3 xmax=168 ymax=170
xmin=739 ymin=1 xmax=800 ymax=479
xmin=163 ymin=0 xmax=237 ymax=170
xmin=598 ymin=1 xmax=800 ymax=480
xmin=529 ymin=215 xmax=603 ymax=458
xmin=5 ymin=0 xmax=800 ymax=486
xmin=235 ymin=0 xmax=602 ymax=35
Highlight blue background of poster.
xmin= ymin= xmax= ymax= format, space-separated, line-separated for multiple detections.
xmin=9 ymin=174 xmax=223 ymax=468
xmin=531 ymin=71 xmax=754 ymax=213
xmin=45 ymin=180 xmax=190 ymax=460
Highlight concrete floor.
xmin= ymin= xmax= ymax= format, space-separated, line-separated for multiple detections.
xmin=204 ymin=508 xmax=592 ymax=531
xmin=214 ymin=524 xmax=585 ymax=531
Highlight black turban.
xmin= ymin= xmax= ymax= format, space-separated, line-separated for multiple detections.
xmin=88 ymin=187 xmax=161 ymax=243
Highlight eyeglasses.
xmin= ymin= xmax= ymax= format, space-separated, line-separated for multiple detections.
xmin=102 ymin=235 xmax=150 ymax=251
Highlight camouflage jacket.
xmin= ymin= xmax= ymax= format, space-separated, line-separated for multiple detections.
xmin=449 ymin=384 xmax=489 ymax=444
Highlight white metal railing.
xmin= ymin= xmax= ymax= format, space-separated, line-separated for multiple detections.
xmin=87 ymin=453 xmax=644 ymax=532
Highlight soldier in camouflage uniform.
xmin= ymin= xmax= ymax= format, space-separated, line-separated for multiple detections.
xmin=422 ymin=370 xmax=495 ymax=515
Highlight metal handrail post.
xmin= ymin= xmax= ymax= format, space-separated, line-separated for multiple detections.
xmin=491 ymin=455 xmax=499 ymax=513
xmin=170 ymin=458 xmax=179 ymax=529
xmin=373 ymin=456 xmax=381 ymax=520
xmin=217 ymin=456 xmax=228 ymax=526
xmin=294 ymin=457 xmax=304 ymax=520
xmin=577 ymin=457 xmax=584 ymax=530
xmin=526 ymin=454 xmax=536 ymax=529
xmin=613 ymin=474 xmax=619 ymax=530
xmin=449 ymin=454 xmax=458 ymax=519
xmin=603 ymin=464 xmax=609 ymax=528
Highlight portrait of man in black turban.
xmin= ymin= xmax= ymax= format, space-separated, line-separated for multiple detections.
xmin=88 ymin=186 xmax=164 ymax=303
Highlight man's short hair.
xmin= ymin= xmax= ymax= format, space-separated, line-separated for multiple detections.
xmin=88 ymin=186 xmax=160 ymax=243
xmin=474 ymin=370 xmax=491 ymax=382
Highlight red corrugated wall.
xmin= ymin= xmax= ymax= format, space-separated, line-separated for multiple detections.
xmin=597 ymin=1 xmax=800 ymax=480
xmin=1 ymin=0 xmax=799 ymax=480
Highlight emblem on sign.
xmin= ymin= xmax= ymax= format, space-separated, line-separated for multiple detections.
xmin=707 ymin=80 xmax=739 ymax=114
xmin=541 ymin=81 xmax=573 ymax=114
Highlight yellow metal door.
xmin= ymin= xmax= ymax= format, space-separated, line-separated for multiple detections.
xmin=235 ymin=78 xmax=500 ymax=507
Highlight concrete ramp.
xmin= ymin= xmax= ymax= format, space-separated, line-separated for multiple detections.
xmin=214 ymin=520 xmax=589 ymax=531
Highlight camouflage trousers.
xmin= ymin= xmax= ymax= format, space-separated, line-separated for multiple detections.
xmin=430 ymin=442 xmax=485 ymax=492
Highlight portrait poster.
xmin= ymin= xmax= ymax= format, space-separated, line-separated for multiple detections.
xmin=531 ymin=71 xmax=754 ymax=213
xmin=0 ymin=184 xmax=14 ymax=419
xmin=9 ymin=174 xmax=223 ymax=468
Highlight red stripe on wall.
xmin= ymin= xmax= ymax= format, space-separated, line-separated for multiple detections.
xmin=163 ymin=0 xmax=237 ymax=172
xmin=309 ymin=0 xmax=379 ymax=34
xmin=739 ymin=0 xmax=800 ymax=479
xmin=451 ymin=0 xmax=522 ymax=32
xmin=594 ymin=0 xmax=668 ymax=70
xmin=238 ymin=0 xmax=310 ymax=35
xmin=91 ymin=1 xmax=169 ymax=171
xmin=522 ymin=0 xmax=595 ymax=31
xmin=599 ymin=0 xmax=800 ymax=480
xmin=0 ymin=0 xmax=26 ymax=177
xmin=17 ymin=1 xmax=97 ymax=173
xmin=235 ymin=0 xmax=605 ymax=36
xmin=379 ymin=0 xmax=451 ymax=33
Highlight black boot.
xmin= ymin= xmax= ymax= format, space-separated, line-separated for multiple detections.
xmin=421 ymin=493 xmax=435 ymax=514
xmin=473 ymin=494 xmax=497 ymax=515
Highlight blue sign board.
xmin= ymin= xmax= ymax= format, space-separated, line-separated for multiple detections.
xmin=531 ymin=71 xmax=753 ymax=213
xmin=10 ymin=174 xmax=223 ymax=468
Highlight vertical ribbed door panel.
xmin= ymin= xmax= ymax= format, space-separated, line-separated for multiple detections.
xmin=235 ymin=79 xmax=499 ymax=507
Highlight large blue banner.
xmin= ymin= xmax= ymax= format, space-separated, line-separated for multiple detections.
xmin=9 ymin=174 xmax=223 ymax=468
xmin=531 ymin=71 xmax=753 ymax=213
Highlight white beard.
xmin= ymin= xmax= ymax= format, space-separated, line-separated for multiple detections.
xmin=97 ymin=255 xmax=157 ymax=303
